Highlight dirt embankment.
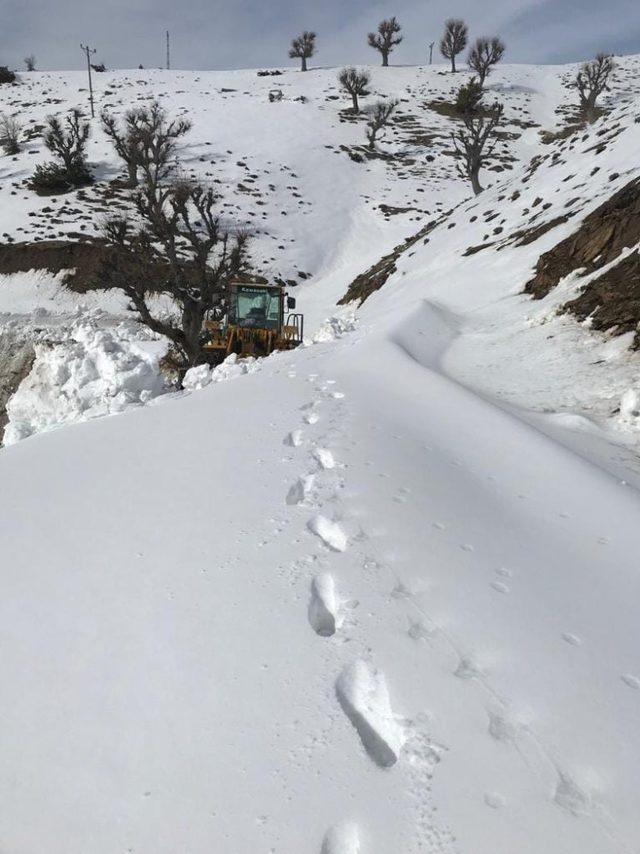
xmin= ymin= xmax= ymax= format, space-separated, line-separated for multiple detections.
xmin=0 ymin=239 xmax=117 ymax=292
xmin=524 ymin=177 xmax=640 ymax=346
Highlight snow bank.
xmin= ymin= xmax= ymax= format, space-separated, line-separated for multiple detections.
xmin=311 ymin=310 xmax=358 ymax=344
xmin=182 ymin=353 xmax=262 ymax=391
xmin=3 ymin=318 xmax=167 ymax=445
xmin=617 ymin=388 xmax=640 ymax=430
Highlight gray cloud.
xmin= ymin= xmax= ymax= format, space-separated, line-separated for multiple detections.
xmin=0 ymin=0 xmax=638 ymax=71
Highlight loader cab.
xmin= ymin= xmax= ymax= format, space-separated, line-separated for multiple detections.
xmin=202 ymin=280 xmax=303 ymax=364
xmin=231 ymin=284 xmax=283 ymax=330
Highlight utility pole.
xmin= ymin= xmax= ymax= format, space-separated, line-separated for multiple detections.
xmin=429 ymin=41 xmax=435 ymax=65
xmin=166 ymin=30 xmax=171 ymax=70
xmin=80 ymin=43 xmax=97 ymax=117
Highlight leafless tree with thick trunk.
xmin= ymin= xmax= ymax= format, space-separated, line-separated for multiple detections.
xmin=576 ymin=53 xmax=615 ymax=122
xmin=100 ymin=181 xmax=250 ymax=372
xmin=468 ymin=37 xmax=505 ymax=86
xmin=440 ymin=19 xmax=468 ymax=73
xmin=365 ymin=100 xmax=399 ymax=150
xmin=289 ymin=32 xmax=316 ymax=72
xmin=338 ymin=67 xmax=371 ymax=113
xmin=451 ymin=101 xmax=504 ymax=195
xmin=367 ymin=17 xmax=402 ymax=67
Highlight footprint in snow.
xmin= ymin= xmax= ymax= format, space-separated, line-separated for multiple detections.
xmin=562 ymin=632 xmax=582 ymax=646
xmin=553 ymin=772 xmax=592 ymax=817
xmin=305 ymin=411 xmax=320 ymax=425
xmin=621 ymin=673 xmax=640 ymax=689
xmin=320 ymin=822 xmax=360 ymax=854
xmin=484 ymin=792 xmax=506 ymax=809
xmin=313 ymin=447 xmax=335 ymax=469
xmin=284 ymin=429 xmax=303 ymax=447
xmin=490 ymin=581 xmax=510 ymax=594
xmin=286 ymin=474 xmax=315 ymax=506
xmin=336 ymin=659 xmax=405 ymax=768
xmin=308 ymin=573 xmax=339 ymax=637
xmin=487 ymin=709 xmax=522 ymax=743
xmin=308 ymin=515 xmax=348 ymax=552
xmin=454 ymin=656 xmax=485 ymax=680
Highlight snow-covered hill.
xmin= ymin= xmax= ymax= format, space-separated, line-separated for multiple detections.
xmin=1 ymin=57 xmax=640 ymax=854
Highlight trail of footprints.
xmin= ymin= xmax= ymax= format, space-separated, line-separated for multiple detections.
xmin=284 ymin=373 xmax=448 ymax=854
xmin=283 ymin=371 xmax=636 ymax=853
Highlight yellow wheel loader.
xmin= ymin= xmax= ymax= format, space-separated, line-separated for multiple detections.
xmin=202 ymin=280 xmax=304 ymax=364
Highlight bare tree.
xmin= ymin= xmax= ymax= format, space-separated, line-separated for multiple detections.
xmin=100 ymin=183 xmax=249 ymax=372
xmin=125 ymin=102 xmax=191 ymax=205
xmin=0 ymin=114 xmax=21 ymax=154
xmin=97 ymin=106 xmax=247 ymax=373
xmin=468 ymin=37 xmax=505 ymax=86
xmin=451 ymin=101 xmax=504 ymax=195
xmin=365 ymin=100 xmax=399 ymax=149
xmin=367 ymin=17 xmax=402 ymax=67
xmin=576 ymin=53 xmax=615 ymax=122
xmin=289 ymin=31 xmax=316 ymax=72
xmin=24 ymin=54 xmax=36 ymax=72
xmin=101 ymin=109 xmax=143 ymax=187
xmin=440 ymin=19 xmax=468 ymax=73
xmin=338 ymin=67 xmax=371 ymax=113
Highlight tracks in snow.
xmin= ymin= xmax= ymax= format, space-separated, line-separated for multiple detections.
xmin=279 ymin=358 xmax=631 ymax=853
xmin=282 ymin=370 xmax=452 ymax=852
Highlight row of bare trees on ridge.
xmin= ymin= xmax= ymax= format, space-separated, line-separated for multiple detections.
xmin=289 ymin=17 xmax=506 ymax=79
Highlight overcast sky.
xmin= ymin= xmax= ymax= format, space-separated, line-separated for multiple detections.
xmin=1 ymin=0 xmax=639 ymax=71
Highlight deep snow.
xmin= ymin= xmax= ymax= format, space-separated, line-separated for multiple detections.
xmin=0 ymin=57 xmax=640 ymax=854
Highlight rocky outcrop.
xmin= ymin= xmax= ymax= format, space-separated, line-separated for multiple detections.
xmin=563 ymin=250 xmax=640 ymax=347
xmin=525 ymin=178 xmax=640 ymax=299
xmin=0 ymin=330 xmax=35 ymax=434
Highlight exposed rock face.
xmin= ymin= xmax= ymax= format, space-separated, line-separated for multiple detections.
xmin=564 ymin=251 xmax=640 ymax=347
xmin=525 ymin=178 xmax=640 ymax=299
xmin=339 ymin=216 xmax=446 ymax=306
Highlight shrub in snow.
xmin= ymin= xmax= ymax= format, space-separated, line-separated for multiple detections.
xmin=0 ymin=113 xmax=21 ymax=155
xmin=29 ymin=110 xmax=93 ymax=194
xmin=0 ymin=67 xmax=16 ymax=85
xmin=3 ymin=320 xmax=167 ymax=445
